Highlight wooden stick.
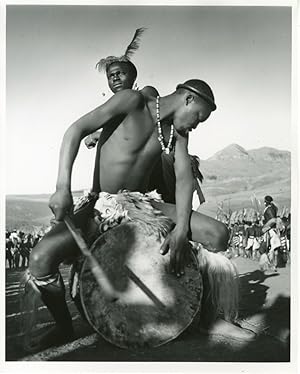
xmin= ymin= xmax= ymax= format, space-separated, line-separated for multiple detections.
xmin=64 ymin=216 xmax=167 ymax=311
xmin=64 ymin=216 xmax=118 ymax=299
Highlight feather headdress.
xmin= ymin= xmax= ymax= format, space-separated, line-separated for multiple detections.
xmin=96 ymin=27 xmax=147 ymax=72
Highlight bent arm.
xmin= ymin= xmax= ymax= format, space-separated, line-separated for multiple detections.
xmin=174 ymin=133 xmax=193 ymax=235
xmin=55 ymin=90 xmax=142 ymax=191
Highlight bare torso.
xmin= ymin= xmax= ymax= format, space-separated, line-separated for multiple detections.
xmin=96 ymin=93 xmax=171 ymax=193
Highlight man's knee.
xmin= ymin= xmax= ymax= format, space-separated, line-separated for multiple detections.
xmin=214 ymin=222 xmax=230 ymax=252
xmin=29 ymin=238 xmax=57 ymax=276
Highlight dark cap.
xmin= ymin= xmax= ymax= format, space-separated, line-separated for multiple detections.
xmin=264 ymin=195 xmax=273 ymax=203
xmin=176 ymin=79 xmax=216 ymax=111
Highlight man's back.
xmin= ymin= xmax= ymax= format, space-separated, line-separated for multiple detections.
xmin=263 ymin=203 xmax=278 ymax=224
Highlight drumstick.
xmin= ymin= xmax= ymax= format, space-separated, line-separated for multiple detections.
xmin=64 ymin=216 xmax=167 ymax=312
xmin=64 ymin=216 xmax=118 ymax=300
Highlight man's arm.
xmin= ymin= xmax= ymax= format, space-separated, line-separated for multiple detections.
xmin=140 ymin=86 xmax=159 ymax=98
xmin=50 ymin=90 xmax=143 ymax=220
xmin=160 ymin=132 xmax=193 ymax=276
xmin=173 ymin=133 xmax=193 ymax=235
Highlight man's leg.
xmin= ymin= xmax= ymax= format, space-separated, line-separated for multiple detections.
xmin=27 ymin=202 xmax=95 ymax=349
xmin=15 ymin=252 xmax=20 ymax=268
xmin=151 ymin=201 xmax=229 ymax=251
xmin=27 ymin=223 xmax=79 ymax=347
xmin=151 ymin=201 xmax=255 ymax=340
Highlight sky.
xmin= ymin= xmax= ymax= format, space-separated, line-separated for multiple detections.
xmin=6 ymin=5 xmax=292 ymax=194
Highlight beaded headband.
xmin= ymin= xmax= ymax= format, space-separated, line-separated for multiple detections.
xmin=95 ymin=28 xmax=146 ymax=72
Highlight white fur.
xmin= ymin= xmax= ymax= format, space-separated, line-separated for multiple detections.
xmin=196 ymin=246 xmax=239 ymax=321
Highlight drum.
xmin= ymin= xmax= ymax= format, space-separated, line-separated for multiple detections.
xmin=78 ymin=221 xmax=202 ymax=349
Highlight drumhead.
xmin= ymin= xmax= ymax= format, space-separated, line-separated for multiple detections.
xmin=80 ymin=222 xmax=202 ymax=349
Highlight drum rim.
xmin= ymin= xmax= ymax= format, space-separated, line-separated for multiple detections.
xmin=79 ymin=222 xmax=202 ymax=349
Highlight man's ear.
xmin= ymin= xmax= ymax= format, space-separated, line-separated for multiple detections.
xmin=185 ymin=94 xmax=194 ymax=105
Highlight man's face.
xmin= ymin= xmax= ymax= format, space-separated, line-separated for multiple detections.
xmin=106 ymin=62 xmax=135 ymax=93
xmin=173 ymin=95 xmax=212 ymax=136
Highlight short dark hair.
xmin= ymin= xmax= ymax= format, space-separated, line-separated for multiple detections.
xmin=106 ymin=60 xmax=137 ymax=81
xmin=176 ymin=79 xmax=216 ymax=111
xmin=264 ymin=195 xmax=273 ymax=203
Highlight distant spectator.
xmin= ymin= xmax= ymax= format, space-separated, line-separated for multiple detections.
xmin=12 ymin=245 xmax=21 ymax=268
xmin=253 ymin=220 xmax=263 ymax=260
xmin=229 ymin=222 xmax=240 ymax=258
xmin=6 ymin=236 xmax=14 ymax=269
xmin=244 ymin=221 xmax=255 ymax=259
xmin=20 ymin=233 xmax=32 ymax=268
xmin=286 ymin=213 xmax=291 ymax=252
xmin=266 ymin=226 xmax=281 ymax=271
xmin=279 ymin=217 xmax=289 ymax=265
xmin=238 ymin=220 xmax=246 ymax=257
xmin=263 ymin=195 xmax=278 ymax=224
xmin=5 ymin=229 xmax=44 ymax=269
xmin=10 ymin=230 xmax=20 ymax=247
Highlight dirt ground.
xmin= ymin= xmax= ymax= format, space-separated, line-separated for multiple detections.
xmin=5 ymin=256 xmax=290 ymax=362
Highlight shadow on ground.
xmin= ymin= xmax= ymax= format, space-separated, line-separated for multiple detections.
xmin=6 ymin=267 xmax=290 ymax=362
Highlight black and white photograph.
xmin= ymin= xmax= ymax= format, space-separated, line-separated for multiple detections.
xmin=2 ymin=1 xmax=297 ymax=371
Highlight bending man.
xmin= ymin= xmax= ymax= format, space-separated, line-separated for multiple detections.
xmin=28 ymin=78 xmax=230 ymax=348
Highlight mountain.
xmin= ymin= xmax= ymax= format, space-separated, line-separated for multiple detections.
xmin=198 ymin=145 xmax=291 ymax=217
xmin=5 ymin=145 xmax=291 ymax=231
xmin=208 ymin=144 xmax=252 ymax=161
xmin=200 ymin=144 xmax=290 ymax=179
xmin=248 ymin=147 xmax=290 ymax=162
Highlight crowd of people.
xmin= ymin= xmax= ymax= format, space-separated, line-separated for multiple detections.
xmin=6 ymin=196 xmax=291 ymax=273
xmin=5 ymin=230 xmax=43 ymax=269
xmin=222 ymin=196 xmax=291 ymax=273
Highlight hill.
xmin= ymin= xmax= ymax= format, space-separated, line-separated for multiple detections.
xmin=5 ymin=191 xmax=84 ymax=233
xmin=198 ymin=144 xmax=291 ymax=217
xmin=6 ymin=144 xmax=291 ymax=231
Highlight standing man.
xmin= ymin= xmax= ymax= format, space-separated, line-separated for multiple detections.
xmin=266 ymin=225 xmax=281 ymax=272
xmin=85 ymin=28 xmax=205 ymax=207
xmin=244 ymin=221 xmax=255 ymax=259
xmin=263 ymin=195 xmax=278 ymax=224
xmin=6 ymin=232 xmax=14 ymax=269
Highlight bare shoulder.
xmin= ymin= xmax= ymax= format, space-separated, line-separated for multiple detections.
xmin=140 ymin=85 xmax=159 ymax=98
xmin=113 ymin=89 xmax=145 ymax=111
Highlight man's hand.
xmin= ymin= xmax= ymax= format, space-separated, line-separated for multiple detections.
xmin=160 ymin=227 xmax=190 ymax=277
xmin=49 ymin=189 xmax=73 ymax=221
xmin=84 ymin=132 xmax=100 ymax=149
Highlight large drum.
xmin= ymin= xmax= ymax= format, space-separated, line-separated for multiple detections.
xmin=77 ymin=221 xmax=202 ymax=349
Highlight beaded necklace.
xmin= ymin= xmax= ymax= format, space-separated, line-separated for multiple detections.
xmin=156 ymin=96 xmax=174 ymax=155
